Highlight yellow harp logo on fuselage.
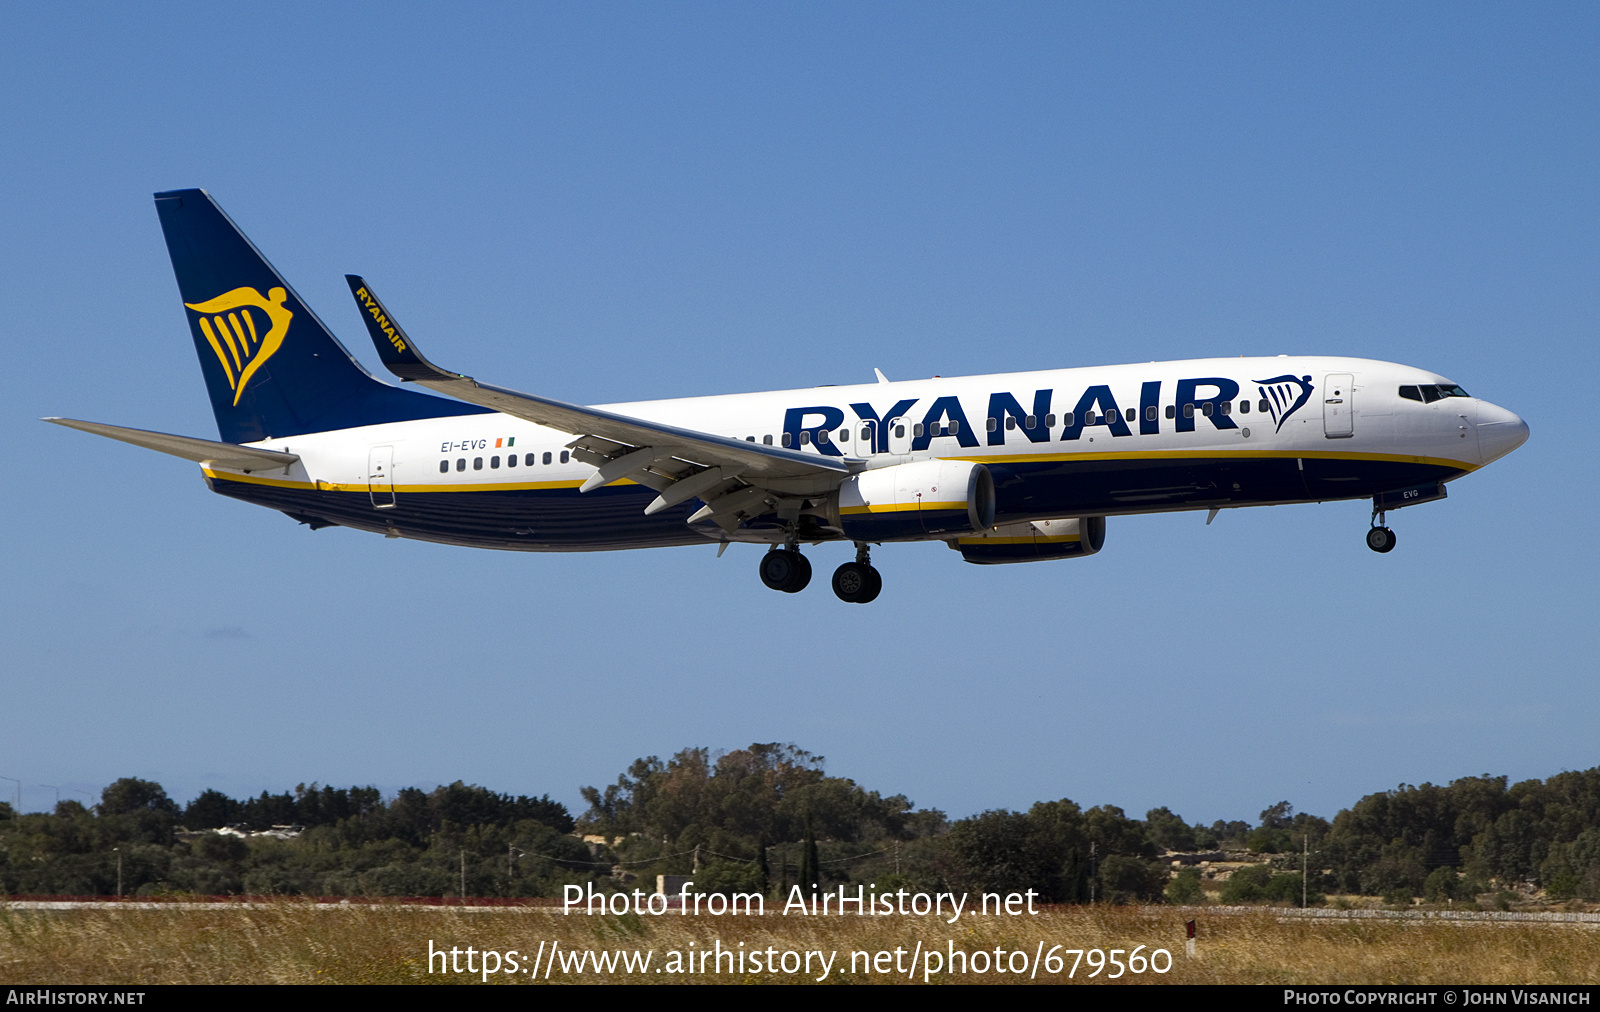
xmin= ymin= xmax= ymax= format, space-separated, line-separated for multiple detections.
xmin=185 ymin=286 xmax=293 ymax=406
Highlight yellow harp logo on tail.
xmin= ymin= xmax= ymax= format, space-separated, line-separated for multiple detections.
xmin=185 ymin=286 xmax=293 ymax=406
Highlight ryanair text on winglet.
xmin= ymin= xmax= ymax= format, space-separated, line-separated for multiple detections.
xmin=353 ymin=287 xmax=408 ymax=354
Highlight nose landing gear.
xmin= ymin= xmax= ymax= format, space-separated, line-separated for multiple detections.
xmin=1366 ymin=526 xmax=1397 ymax=553
xmin=832 ymin=543 xmax=882 ymax=603
xmin=1367 ymin=507 xmax=1396 ymax=553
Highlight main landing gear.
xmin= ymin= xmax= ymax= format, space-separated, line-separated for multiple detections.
xmin=757 ymin=542 xmax=883 ymax=602
xmin=1367 ymin=509 xmax=1397 ymax=554
xmin=759 ymin=545 xmax=812 ymax=593
xmin=831 ymin=544 xmax=882 ymax=604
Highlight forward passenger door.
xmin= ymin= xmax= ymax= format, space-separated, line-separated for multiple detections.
xmin=1323 ymin=374 xmax=1354 ymax=438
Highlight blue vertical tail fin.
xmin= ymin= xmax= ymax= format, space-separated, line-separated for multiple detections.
xmin=154 ymin=189 xmax=488 ymax=443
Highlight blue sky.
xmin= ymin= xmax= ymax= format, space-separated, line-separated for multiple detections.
xmin=1 ymin=4 xmax=1595 ymax=828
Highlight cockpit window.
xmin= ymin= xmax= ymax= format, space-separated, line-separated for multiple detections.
xmin=1402 ymin=383 xmax=1470 ymax=403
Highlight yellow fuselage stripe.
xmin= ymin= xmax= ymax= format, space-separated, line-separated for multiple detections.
xmin=956 ymin=447 xmax=1476 ymax=470
xmin=204 ymin=446 xmax=1471 ymax=495
xmin=203 ymin=468 xmax=587 ymax=493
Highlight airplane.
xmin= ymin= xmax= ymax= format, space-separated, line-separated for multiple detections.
xmin=47 ymin=189 xmax=1529 ymax=603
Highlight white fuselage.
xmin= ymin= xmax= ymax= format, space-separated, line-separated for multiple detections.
xmin=200 ymin=356 xmax=1526 ymax=552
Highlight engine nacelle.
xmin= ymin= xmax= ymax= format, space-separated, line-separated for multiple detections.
xmin=952 ymin=516 xmax=1106 ymax=565
xmin=834 ymin=460 xmax=995 ymax=542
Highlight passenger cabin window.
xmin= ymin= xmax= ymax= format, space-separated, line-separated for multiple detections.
xmin=1258 ymin=399 xmax=1269 ymax=413
xmin=1165 ymin=405 xmax=1176 ymax=419
xmin=490 ymin=455 xmax=500 ymax=468
xmin=781 ymin=433 xmax=792 ymax=447
xmin=439 ymin=460 xmax=449 ymax=473
xmin=1146 ymin=406 xmax=1158 ymax=422
xmin=987 ymin=417 xmax=998 ymax=432
xmin=1183 ymin=404 xmax=1194 ymax=418
xmin=1125 ymin=407 xmax=1136 ymax=422
xmin=1219 ymin=401 xmax=1231 ymax=415
xmin=1005 ymin=416 xmax=1016 ymax=430
xmin=763 ymin=435 xmax=773 ymax=445
xmin=1239 ymin=400 xmax=1250 ymax=414
xmin=525 ymin=453 xmax=536 ymax=466
xmin=1046 ymin=413 xmax=1056 ymax=427
xmin=507 ymin=453 xmax=517 ymax=467
xmin=560 ymin=451 xmax=570 ymax=463
xmin=456 ymin=458 xmax=466 ymax=471
xmin=473 ymin=457 xmax=483 ymax=470
xmin=543 ymin=452 xmax=552 ymax=464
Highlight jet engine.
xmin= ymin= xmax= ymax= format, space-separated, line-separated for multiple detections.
xmin=831 ymin=460 xmax=995 ymax=542
xmin=951 ymin=516 xmax=1105 ymax=564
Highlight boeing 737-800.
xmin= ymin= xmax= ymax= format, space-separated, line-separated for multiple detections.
xmin=47 ymin=189 xmax=1529 ymax=603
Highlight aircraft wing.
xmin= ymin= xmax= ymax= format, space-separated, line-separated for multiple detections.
xmin=43 ymin=418 xmax=300 ymax=471
xmin=345 ymin=277 xmax=854 ymax=527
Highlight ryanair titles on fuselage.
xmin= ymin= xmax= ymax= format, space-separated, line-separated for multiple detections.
xmin=781 ymin=372 xmax=1315 ymax=455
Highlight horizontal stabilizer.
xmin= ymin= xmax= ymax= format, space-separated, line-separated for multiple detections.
xmin=43 ymin=418 xmax=300 ymax=472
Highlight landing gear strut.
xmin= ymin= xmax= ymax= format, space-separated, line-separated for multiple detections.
xmin=1367 ymin=509 xmax=1396 ymax=553
xmin=759 ymin=545 xmax=812 ymax=593
xmin=832 ymin=543 xmax=883 ymax=604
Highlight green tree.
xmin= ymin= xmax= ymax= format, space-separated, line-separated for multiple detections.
xmin=1144 ymin=807 xmax=1198 ymax=852
xmin=183 ymin=789 xmax=241 ymax=830
xmin=99 ymin=779 xmax=177 ymax=817
xmin=1423 ymin=866 xmax=1462 ymax=902
xmin=1165 ymin=868 xmax=1205 ymax=904
xmin=1220 ymin=864 xmax=1273 ymax=902
xmin=1209 ymin=820 xmax=1251 ymax=847
xmin=1097 ymin=854 xmax=1167 ymax=903
xmin=577 ymin=743 xmax=934 ymax=891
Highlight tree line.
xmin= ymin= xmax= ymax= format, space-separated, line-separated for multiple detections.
xmin=2 ymin=747 xmax=1599 ymax=904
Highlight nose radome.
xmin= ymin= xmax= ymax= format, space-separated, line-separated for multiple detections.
xmin=1476 ymin=401 xmax=1529 ymax=465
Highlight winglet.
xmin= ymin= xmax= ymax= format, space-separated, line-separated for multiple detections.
xmin=345 ymin=275 xmax=462 ymax=382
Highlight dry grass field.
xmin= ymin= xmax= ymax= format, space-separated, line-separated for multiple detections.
xmin=2 ymin=901 xmax=1597 ymax=985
